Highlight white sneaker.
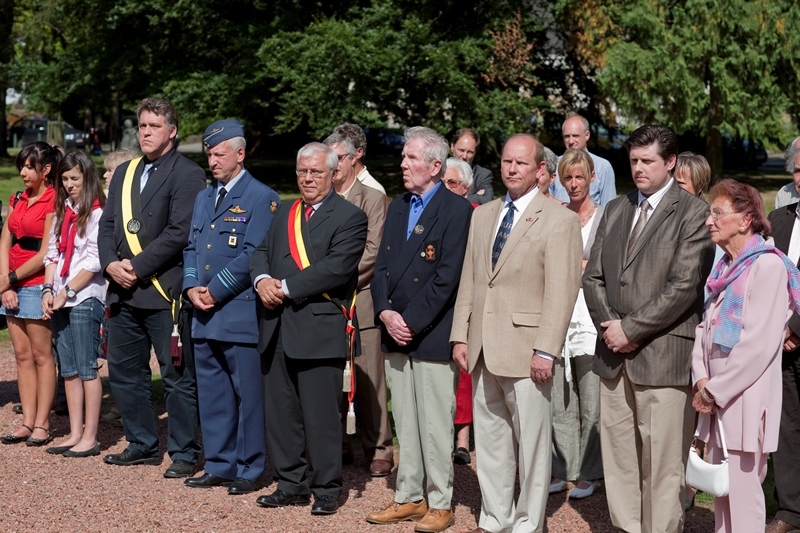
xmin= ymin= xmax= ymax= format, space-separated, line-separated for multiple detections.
xmin=569 ymin=480 xmax=600 ymax=499
xmin=549 ymin=479 xmax=567 ymax=494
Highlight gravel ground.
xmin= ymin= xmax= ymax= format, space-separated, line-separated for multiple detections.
xmin=0 ymin=340 xmax=716 ymax=533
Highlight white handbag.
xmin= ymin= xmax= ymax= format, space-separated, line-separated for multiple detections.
xmin=685 ymin=414 xmax=730 ymax=497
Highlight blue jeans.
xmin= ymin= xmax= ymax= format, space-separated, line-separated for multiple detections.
xmin=107 ymin=303 xmax=199 ymax=462
xmin=52 ymin=298 xmax=103 ymax=380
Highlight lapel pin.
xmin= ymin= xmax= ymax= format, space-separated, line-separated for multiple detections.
xmin=526 ymin=217 xmax=533 ymax=222
xmin=414 ymin=224 xmax=424 ymax=235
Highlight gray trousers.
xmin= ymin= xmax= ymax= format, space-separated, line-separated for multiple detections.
xmin=551 ymin=354 xmax=603 ymax=481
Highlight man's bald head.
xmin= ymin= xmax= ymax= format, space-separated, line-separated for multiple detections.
xmin=562 ymin=115 xmax=591 ymax=151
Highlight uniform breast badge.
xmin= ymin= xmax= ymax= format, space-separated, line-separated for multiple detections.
xmin=269 ymin=201 xmax=278 ymax=213
xmin=229 ymin=206 xmax=247 ymax=214
xmin=228 ymin=235 xmax=238 ymax=247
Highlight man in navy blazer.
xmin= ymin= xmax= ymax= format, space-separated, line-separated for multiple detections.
xmin=99 ymin=97 xmax=205 ymax=476
xmin=250 ymin=142 xmax=367 ymax=516
xmin=366 ymin=127 xmax=472 ymax=533
xmin=181 ymin=120 xmax=280 ymax=495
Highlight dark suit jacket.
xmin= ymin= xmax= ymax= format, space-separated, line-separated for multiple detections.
xmin=467 ymin=164 xmax=493 ymax=205
xmin=583 ymin=182 xmax=714 ymax=386
xmin=372 ymin=184 xmax=473 ymax=361
xmin=768 ymin=202 xmax=800 ymax=362
xmin=98 ymin=148 xmax=206 ymax=309
xmin=249 ymin=192 xmax=368 ymax=357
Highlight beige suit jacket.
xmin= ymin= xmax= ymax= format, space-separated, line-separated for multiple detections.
xmin=346 ymin=179 xmax=389 ymax=329
xmin=450 ymin=192 xmax=583 ymax=378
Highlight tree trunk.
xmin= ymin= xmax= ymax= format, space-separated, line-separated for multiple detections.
xmin=0 ymin=0 xmax=14 ymax=158
xmin=706 ymin=80 xmax=723 ymax=183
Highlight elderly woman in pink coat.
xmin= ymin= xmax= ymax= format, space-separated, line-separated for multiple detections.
xmin=692 ymin=179 xmax=800 ymax=533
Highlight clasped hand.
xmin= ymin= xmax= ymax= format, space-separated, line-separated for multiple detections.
xmin=379 ymin=310 xmax=413 ymax=346
xmin=600 ymin=319 xmax=639 ymax=353
xmin=692 ymin=377 xmax=716 ymax=414
xmin=107 ymin=259 xmax=138 ymax=289
xmin=256 ymin=278 xmax=285 ymax=310
xmin=186 ymin=286 xmax=218 ymax=311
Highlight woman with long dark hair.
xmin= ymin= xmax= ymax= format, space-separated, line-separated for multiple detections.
xmin=0 ymin=142 xmax=60 ymax=446
xmin=42 ymin=151 xmax=106 ymax=457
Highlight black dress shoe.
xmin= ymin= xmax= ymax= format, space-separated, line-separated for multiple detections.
xmin=104 ymin=449 xmax=162 ymax=466
xmin=256 ymin=489 xmax=311 ymax=508
xmin=46 ymin=445 xmax=75 ymax=455
xmin=63 ymin=444 xmax=100 ymax=458
xmin=311 ymin=495 xmax=339 ymax=515
xmin=164 ymin=459 xmax=198 ymax=478
xmin=228 ymin=478 xmax=260 ymax=495
xmin=11 ymin=404 xmax=22 ymax=414
xmin=185 ymin=473 xmax=233 ymax=488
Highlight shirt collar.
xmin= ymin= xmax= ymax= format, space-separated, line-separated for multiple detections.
xmin=637 ymin=178 xmax=674 ymax=210
xmin=307 ymin=188 xmax=335 ymax=210
xmin=144 ymin=146 xmax=175 ymax=166
xmin=218 ymin=168 xmax=246 ymax=194
xmin=503 ymin=185 xmax=539 ymax=213
xmin=412 ymin=180 xmax=442 ymax=207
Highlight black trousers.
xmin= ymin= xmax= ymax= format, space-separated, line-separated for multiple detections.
xmin=262 ymin=327 xmax=345 ymax=499
xmin=775 ymin=352 xmax=800 ymax=528
xmin=107 ymin=304 xmax=200 ymax=462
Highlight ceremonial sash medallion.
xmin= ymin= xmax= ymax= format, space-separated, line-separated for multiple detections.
xmin=126 ymin=219 xmax=141 ymax=234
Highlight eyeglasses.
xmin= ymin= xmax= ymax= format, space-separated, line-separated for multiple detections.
xmin=295 ymin=169 xmax=328 ymax=178
xmin=336 ymin=153 xmax=352 ymax=162
xmin=708 ymin=210 xmax=737 ymax=221
xmin=443 ymin=178 xmax=463 ymax=187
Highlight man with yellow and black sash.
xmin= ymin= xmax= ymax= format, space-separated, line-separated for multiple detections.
xmin=250 ymin=142 xmax=367 ymax=515
xmin=98 ymin=97 xmax=205 ymax=477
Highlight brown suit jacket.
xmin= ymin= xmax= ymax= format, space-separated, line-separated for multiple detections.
xmin=450 ymin=192 xmax=583 ymax=378
xmin=583 ymin=181 xmax=714 ymax=386
xmin=345 ymin=179 xmax=389 ymax=329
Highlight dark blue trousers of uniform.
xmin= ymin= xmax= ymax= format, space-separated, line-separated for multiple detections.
xmin=262 ymin=328 xmax=345 ymax=499
xmin=195 ymin=339 xmax=266 ymax=481
xmin=108 ymin=304 xmax=200 ymax=463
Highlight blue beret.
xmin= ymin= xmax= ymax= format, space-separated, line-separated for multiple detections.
xmin=203 ymin=119 xmax=245 ymax=148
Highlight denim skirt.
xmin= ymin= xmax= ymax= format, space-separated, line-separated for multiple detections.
xmin=51 ymin=297 xmax=104 ymax=380
xmin=0 ymin=284 xmax=45 ymax=320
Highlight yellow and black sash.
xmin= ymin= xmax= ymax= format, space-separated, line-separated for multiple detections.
xmin=287 ymin=199 xmax=358 ymax=433
xmin=122 ymin=158 xmax=183 ymax=362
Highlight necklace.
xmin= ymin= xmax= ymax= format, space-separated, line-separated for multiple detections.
xmin=578 ymin=203 xmax=598 ymax=227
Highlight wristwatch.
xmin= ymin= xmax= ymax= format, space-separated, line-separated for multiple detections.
xmin=65 ymin=285 xmax=76 ymax=298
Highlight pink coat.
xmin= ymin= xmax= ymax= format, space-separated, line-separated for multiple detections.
xmin=691 ymin=253 xmax=791 ymax=453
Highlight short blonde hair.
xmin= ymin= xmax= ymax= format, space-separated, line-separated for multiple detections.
xmin=558 ymin=149 xmax=594 ymax=185
xmin=675 ymin=152 xmax=711 ymax=197
xmin=104 ymin=148 xmax=138 ymax=172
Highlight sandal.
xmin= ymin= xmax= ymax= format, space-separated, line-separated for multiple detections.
xmin=25 ymin=426 xmax=53 ymax=447
xmin=1 ymin=424 xmax=33 ymax=444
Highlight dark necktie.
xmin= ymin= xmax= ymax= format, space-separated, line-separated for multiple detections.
xmin=305 ymin=204 xmax=314 ymax=221
xmin=215 ymin=187 xmax=227 ymax=211
xmin=627 ymin=198 xmax=651 ymax=256
xmin=492 ymin=202 xmax=516 ymax=269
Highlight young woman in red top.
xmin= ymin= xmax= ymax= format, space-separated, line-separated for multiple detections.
xmin=0 ymin=142 xmax=60 ymax=446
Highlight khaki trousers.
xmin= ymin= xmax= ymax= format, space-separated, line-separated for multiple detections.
xmin=385 ymin=353 xmax=457 ymax=509
xmin=600 ymin=369 xmax=693 ymax=533
xmin=473 ymin=358 xmax=552 ymax=533
xmin=342 ymin=326 xmax=394 ymax=462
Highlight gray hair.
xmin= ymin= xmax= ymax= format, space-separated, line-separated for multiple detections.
xmin=103 ymin=148 xmax=138 ymax=171
xmin=225 ymin=136 xmax=247 ymax=152
xmin=322 ymin=133 xmax=356 ymax=156
xmin=333 ymin=123 xmax=368 ymax=158
xmin=404 ymin=126 xmax=449 ymax=179
xmin=785 ymin=135 xmax=800 ymax=173
xmin=543 ymin=147 xmax=558 ymax=176
xmin=297 ymin=142 xmax=338 ymax=171
xmin=446 ymin=157 xmax=473 ymax=189
xmin=563 ymin=114 xmax=590 ymax=133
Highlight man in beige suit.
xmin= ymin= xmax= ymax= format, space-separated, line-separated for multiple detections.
xmin=451 ymin=134 xmax=583 ymax=533
xmin=323 ymin=133 xmax=394 ymax=477
xmin=583 ymin=125 xmax=714 ymax=533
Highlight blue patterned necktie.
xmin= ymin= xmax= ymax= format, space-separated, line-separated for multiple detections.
xmin=140 ymin=163 xmax=154 ymax=193
xmin=492 ymin=202 xmax=516 ymax=269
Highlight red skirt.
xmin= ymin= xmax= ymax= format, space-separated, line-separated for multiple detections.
xmin=454 ymin=368 xmax=473 ymax=424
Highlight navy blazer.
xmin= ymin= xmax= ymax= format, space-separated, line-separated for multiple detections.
xmin=183 ymin=171 xmax=280 ymax=345
xmin=249 ymin=192 xmax=368 ymax=357
xmin=372 ymin=184 xmax=473 ymax=361
xmin=98 ymin=148 xmax=206 ymax=309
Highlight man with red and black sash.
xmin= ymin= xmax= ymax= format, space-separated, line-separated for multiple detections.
xmin=98 ymin=97 xmax=205 ymax=476
xmin=250 ymin=142 xmax=367 ymax=515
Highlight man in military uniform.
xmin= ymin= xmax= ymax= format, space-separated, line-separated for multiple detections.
xmin=99 ymin=97 xmax=205 ymax=476
xmin=182 ymin=119 xmax=280 ymax=495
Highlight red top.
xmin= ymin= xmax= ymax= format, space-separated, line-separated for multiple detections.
xmin=7 ymin=187 xmax=55 ymax=287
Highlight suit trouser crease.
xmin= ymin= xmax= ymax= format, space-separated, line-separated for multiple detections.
xmin=195 ymin=339 xmax=266 ymax=481
xmin=342 ymin=326 xmax=394 ymax=461
xmin=551 ymin=354 xmax=603 ymax=481
xmin=599 ymin=370 xmax=693 ymax=533
xmin=774 ymin=360 xmax=800 ymax=528
xmin=385 ymin=353 xmax=457 ymax=509
xmin=262 ymin=328 xmax=344 ymax=498
xmin=107 ymin=304 xmax=199 ymax=461
xmin=473 ymin=358 xmax=552 ymax=533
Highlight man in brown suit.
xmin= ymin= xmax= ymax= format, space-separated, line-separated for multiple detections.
xmin=323 ymin=133 xmax=394 ymax=477
xmin=583 ymin=125 xmax=714 ymax=533
xmin=451 ymin=134 xmax=583 ymax=533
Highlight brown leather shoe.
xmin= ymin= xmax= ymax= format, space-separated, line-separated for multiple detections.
xmin=414 ymin=508 xmax=455 ymax=532
xmin=765 ymin=519 xmax=800 ymax=533
xmin=366 ymin=500 xmax=428 ymax=524
xmin=369 ymin=459 xmax=393 ymax=477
